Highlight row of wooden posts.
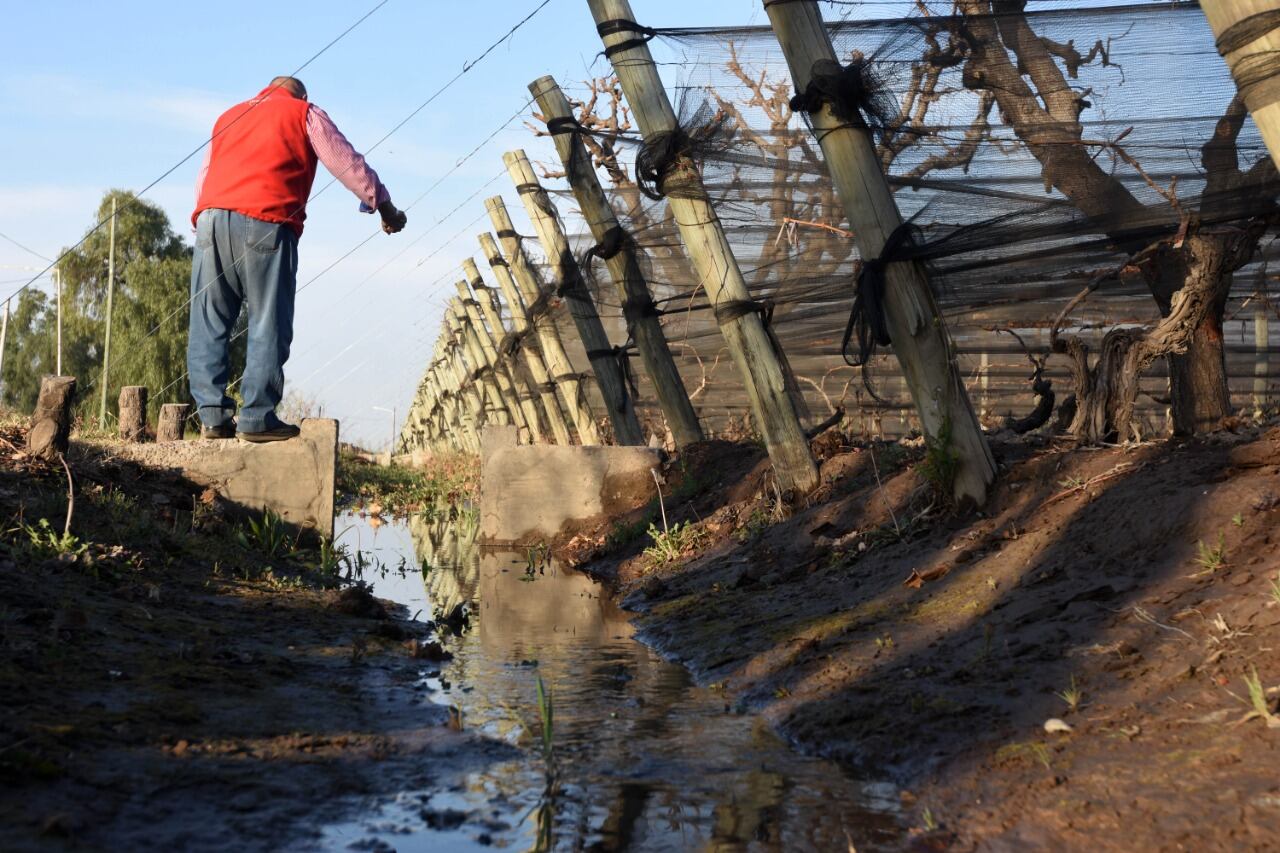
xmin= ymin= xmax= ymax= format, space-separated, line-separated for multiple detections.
xmin=25 ymin=374 xmax=191 ymax=462
xmin=401 ymin=0 xmax=995 ymax=502
xmin=403 ymin=0 xmax=1280 ymax=508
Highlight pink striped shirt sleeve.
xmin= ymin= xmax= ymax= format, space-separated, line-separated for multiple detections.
xmin=306 ymin=104 xmax=391 ymax=212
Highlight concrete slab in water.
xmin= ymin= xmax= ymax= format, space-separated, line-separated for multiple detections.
xmin=112 ymin=418 xmax=338 ymax=539
xmin=479 ymin=425 xmax=662 ymax=545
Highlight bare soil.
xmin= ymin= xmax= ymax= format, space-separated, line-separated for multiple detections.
xmin=0 ymin=425 xmax=508 ymax=851
xmin=560 ymin=425 xmax=1280 ymax=850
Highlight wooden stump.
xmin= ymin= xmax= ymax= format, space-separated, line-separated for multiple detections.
xmin=156 ymin=403 xmax=191 ymax=442
xmin=27 ymin=376 xmax=77 ymax=461
xmin=118 ymin=385 xmax=148 ymax=441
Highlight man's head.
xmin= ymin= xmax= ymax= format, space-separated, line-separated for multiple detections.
xmin=268 ymin=76 xmax=307 ymax=100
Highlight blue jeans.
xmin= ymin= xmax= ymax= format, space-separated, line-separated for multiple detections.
xmin=187 ymin=209 xmax=298 ymax=433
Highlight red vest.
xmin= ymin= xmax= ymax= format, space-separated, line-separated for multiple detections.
xmin=193 ymin=86 xmax=318 ymax=237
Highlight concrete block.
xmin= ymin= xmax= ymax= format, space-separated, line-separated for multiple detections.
xmin=112 ymin=418 xmax=338 ymax=539
xmin=479 ymin=426 xmax=662 ymax=545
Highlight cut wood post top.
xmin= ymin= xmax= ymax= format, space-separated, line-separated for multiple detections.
xmin=156 ymin=403 xmax=191 ymax=443
xmin=27 ymin=375 xmax=77 ymax=462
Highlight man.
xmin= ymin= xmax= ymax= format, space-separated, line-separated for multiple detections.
xmin=188 ymin=76 xmax=406 ymax=442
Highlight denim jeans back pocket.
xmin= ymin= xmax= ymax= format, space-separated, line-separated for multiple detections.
xmin=195 ymin=210 xmax=215 ymax=250
xmin=245 ymin=217 xmax=285 ymax=254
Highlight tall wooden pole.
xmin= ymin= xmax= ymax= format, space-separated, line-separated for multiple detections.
xmin=442 ymin=319 xmax=485 ymax=450
xmin=0 ymin=299 xmax=9 ymax=397
xmin=503 ymin=149 xmax=647 ymax=446
xmin=476 ymin=235 xmax=575 ymax=446
xmin=588 ymin=0 xmax=818 ymax=491
xmin=764 ymin=0 xmax=995 ymax=504
xmin=447 ymin=299 xmax=512 ymax=428
xmin=1205 ymin=2 xmax=1280 ymax=171
xmin=528 ymin=74 xmax=705 ymax=448
xmin=484 ymin=198 xmax=604 ymax=445
xmin=99 ymin=197 xmax=117 ymax=430
xmin=461 ymin=258 xmax=547 ymax=443
xmin=454 ymin=279 xmax=532 ymax=441
xmin=54 ymin=267 xmax=62 ymax=376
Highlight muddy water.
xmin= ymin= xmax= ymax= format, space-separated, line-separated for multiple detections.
xmin=320 ymin=512 xmax=904 ymax=851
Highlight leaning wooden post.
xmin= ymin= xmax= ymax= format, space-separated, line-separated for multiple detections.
xmin=27 ymin=376 xmax=77 ymax=461
xmin=478 ymin=232 xmax=575 ymax=446
xmin=503 ymin=149 xmax=647 ymax=446
xmin=763 ymin=0 xmax=995 ymax=504
xmin=460 ymin=257 xmax=545 ymax=445
xmin=455 ymin=280 xmax=531 ymax=441
xmin=156 ymin=403 xmax=191 ymax=442
xmin=484 ymin=199 xmax=604 ymax=445
xmin=1255 ymin=307 xmax=1270 ymax=418
xmin=589 ymin=0 xmax=818 ymax=491
xmin=442 ymin=321 xmax=485 ymax=448
xmin=118 ymin=385 xmax=148 ymax=441
xmin=530 ymin=75 xmax=705 ymax=448
xmin=447 ymin=300 xmax=512 ymax=429
xmin=1204 ymin=3 xmax=1280 ymax=170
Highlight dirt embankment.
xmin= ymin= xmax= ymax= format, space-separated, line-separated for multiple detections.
xmin=0 ymin=426 xmax=506 ymax=851
xmin=561 ymin=426 xmax=1280 ymax=850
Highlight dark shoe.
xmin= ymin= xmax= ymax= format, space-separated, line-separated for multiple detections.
xmin=237 ymin=422 xmax=301 ymax=443
xmin=201 ymin=421 xmax=236 ymax=440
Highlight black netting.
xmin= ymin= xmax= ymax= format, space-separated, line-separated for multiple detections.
xmin=518 ymin=2 xmax=1280 ymax=439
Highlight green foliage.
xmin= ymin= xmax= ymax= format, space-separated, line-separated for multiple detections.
xmin=643 ymin=521 xmax=704 ymax=565
xmin=19 ymin=519 xmax=87 ymax=561
xmin=736 ymin=506 xmax=772 ymax=543
xmin=1193 ymin=534 xmax=1227 ymax=575
xmin=336 ymin=451 xmax=478 ymax=516
xmin=1 ymin=190 xmax=221 ymax=420
xmin=1244 ymin=666 xmax=1271 ymax=722
xmin=996 ymin=740 xmax=1052 ymax=771
xmin=1056 ymin=674 xmax=1083 ymax=712
xmin=920 ymin=418 xmax=960 ymax=501
xmin=235 ymin=509 xmax=292 ymax=558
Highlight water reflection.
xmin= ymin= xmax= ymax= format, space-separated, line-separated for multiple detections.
xmin=325 ymin=513 xmax=904 ymax=851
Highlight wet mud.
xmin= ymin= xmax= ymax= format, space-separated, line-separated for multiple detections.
xmin=561 ymin=426 xmax=1280 ymax=850
xmin=0 ymin=428 xmax=510 ymax=851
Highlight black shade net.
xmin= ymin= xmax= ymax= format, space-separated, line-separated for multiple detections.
xmin=505 ymin=1 xmax=1280 ymax=441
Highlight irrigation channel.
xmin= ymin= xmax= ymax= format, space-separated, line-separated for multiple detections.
xmin=316 ymin=510 xmax=906 ymax=851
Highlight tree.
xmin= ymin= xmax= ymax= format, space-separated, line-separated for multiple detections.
xmin=947 ymin=0 xmax=1277 ymax=440
xmin=0 ymin=189 xmax=215 ymax=422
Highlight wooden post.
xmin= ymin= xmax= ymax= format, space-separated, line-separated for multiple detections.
xmin=478 ymin=232 xmax=575 ymax=446
xmin=530 ymin=75 xmax=705 ymax=448
xmin=979 ymin=352 xmax=991 ymax=421
xmin=588 ymin=0 xmax=819 ymax=491
xmin=156 ymin=403 xmax=191 ymax=442
xmin=118 ymin=385 xmax=148 ymax=441
xmin=443 ymin=311 xmax=492 ymax=441
xmin=449 ymin=298 xmax=513 ymax=428
xmin=503 ymin=149 xmax=647 ymax=446
xmin=1204 ymin=2 xmax=1280 ymax=171
xmin=483 ymin=199 xmax=604 ymax=445
xmin=99 ymin=197 xmax=117 ymax=430
xmin=763 ymin=0 xmax=995 ymax=504
xmin=461 ymin=258 xmax=547 ymax=443
xmin=1255 ymin=307 xmax=1270 ymax=418
xmin=455 ymin=280 xmax=530 ymax=440
xmin=27 ymin=376 xmax=76 ymax=461
xmin=0 ymin=299 xmax=9 ymax=397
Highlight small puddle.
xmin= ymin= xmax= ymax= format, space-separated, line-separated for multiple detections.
xmin=320 ymin=511 xmax=904 ymax=851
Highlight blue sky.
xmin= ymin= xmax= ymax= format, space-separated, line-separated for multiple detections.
xmin=0 ymin=0 xmax=1130 ymax=447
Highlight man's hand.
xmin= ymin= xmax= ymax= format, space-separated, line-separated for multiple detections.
xmin=378 ymin=201 xmax=407 ymax=235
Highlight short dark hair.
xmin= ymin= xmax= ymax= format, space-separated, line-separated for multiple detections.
xmin=268 ymin=76 xmax=307 ymax=99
